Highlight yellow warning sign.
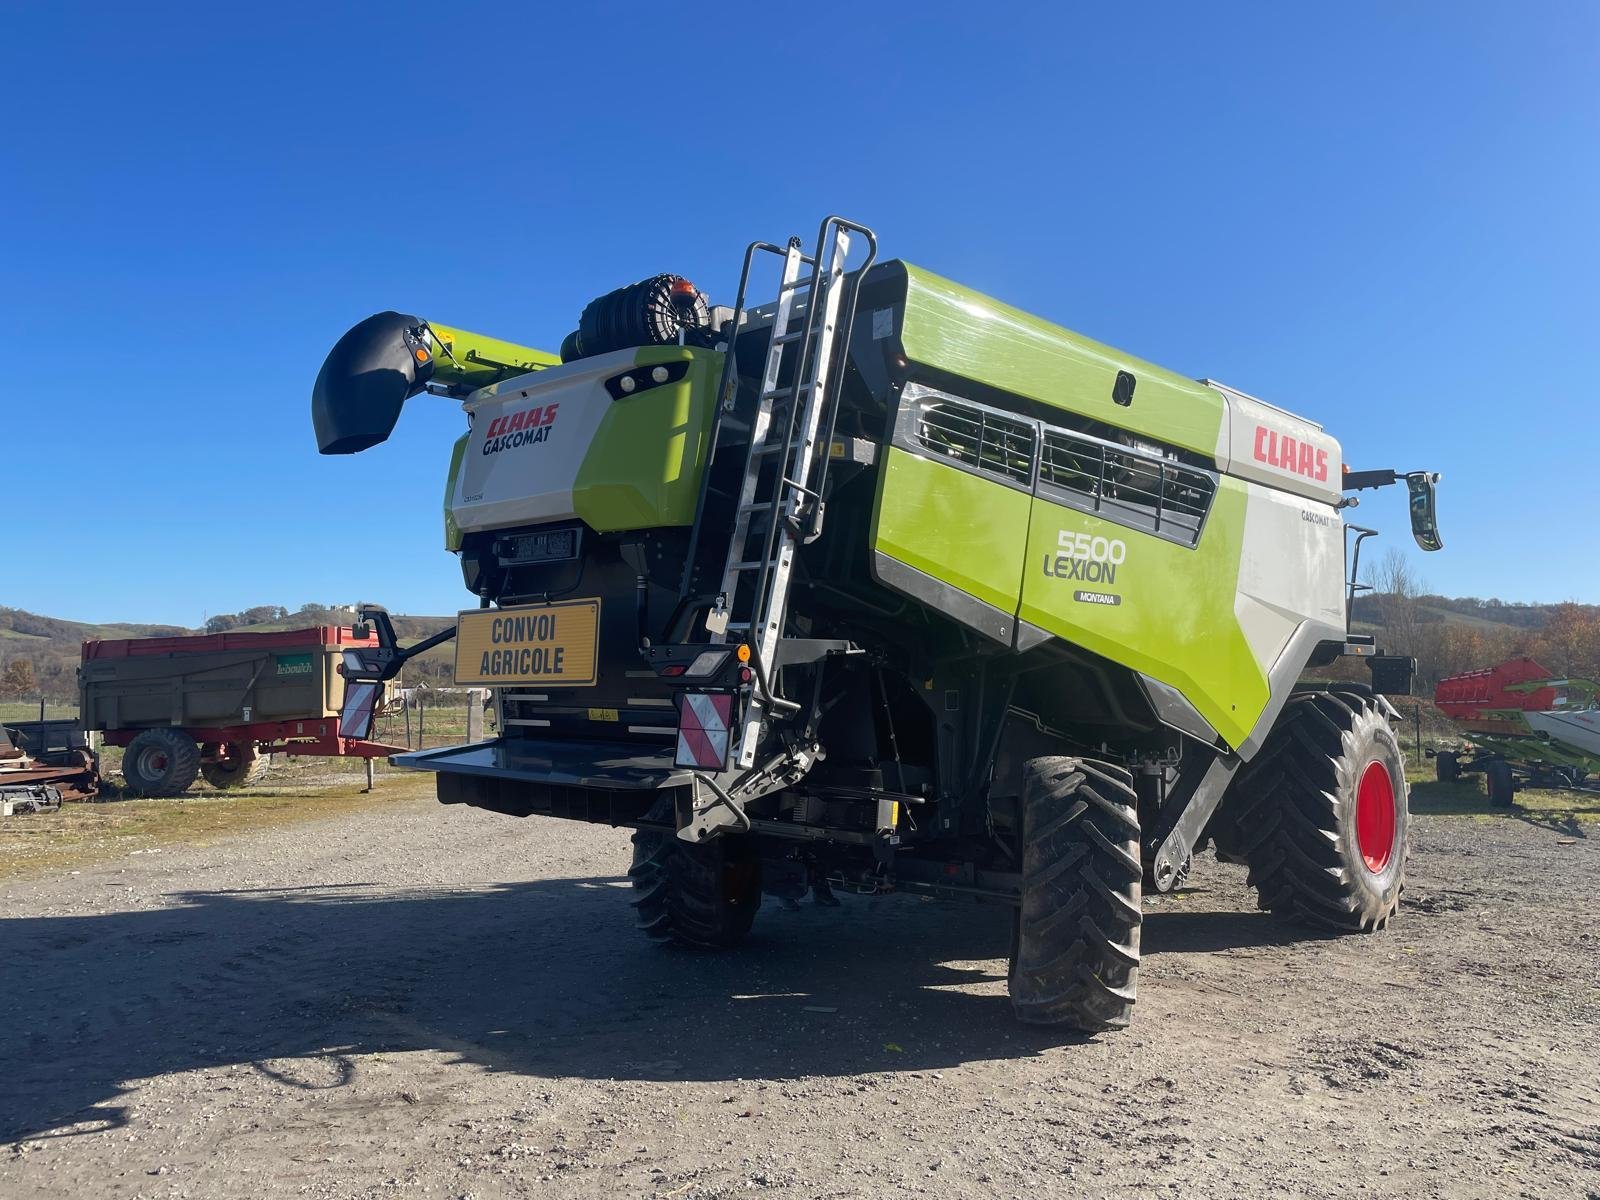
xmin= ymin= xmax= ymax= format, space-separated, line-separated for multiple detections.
xmin=454 ymin=599 xmax=601 ymax=687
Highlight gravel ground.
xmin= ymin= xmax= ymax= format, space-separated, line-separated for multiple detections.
xmin=2 ymin=793 xmax=1597 ymax=1199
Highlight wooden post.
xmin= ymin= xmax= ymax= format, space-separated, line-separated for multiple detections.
xmin=466 ymin=691 xmax=484 ymax=743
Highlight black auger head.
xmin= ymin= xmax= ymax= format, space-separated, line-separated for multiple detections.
xmin=312 ymin=311 xmax=434 ymax=454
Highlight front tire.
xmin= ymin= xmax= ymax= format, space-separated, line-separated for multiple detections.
xmin=1230 ymin=689 xmax=1407 ymax=932
xmin=122 ymin=729 xmax=201 ymax=798
xmin=1009 ymin=756 xmax=1142 ymax=1031
xmin=629 ymin=808 xmax=761 ymax=949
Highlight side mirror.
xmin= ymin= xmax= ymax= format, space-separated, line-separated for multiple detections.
xmin=1406 ymin=472 xmax=1443 ymax=552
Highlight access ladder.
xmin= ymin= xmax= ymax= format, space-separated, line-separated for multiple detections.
xmin=704 ymin=217 xmax=877 ymax=769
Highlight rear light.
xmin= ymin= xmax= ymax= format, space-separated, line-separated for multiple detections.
xmin=604 ymin=359 xmax=691 ymax=401
xmin=661 ymin=664 xmax=687 ymax=677
xmin=687 ymin=650 xmax=730 ymax=677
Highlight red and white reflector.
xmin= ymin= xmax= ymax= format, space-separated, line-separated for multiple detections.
xmin=340 ymin=681 xmax=380 ymax=741
xmin=674 ymin=690 xmax=734 ymax=771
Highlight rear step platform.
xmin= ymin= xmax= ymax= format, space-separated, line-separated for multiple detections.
xmin=393 ymin=738 xmax=689 ymax=789
xmin=397 ymin=738 xmax=691 ymax=824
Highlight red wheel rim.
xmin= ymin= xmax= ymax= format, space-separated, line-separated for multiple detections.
xmin=1355 ymin=760 xmax=1397 ymax=873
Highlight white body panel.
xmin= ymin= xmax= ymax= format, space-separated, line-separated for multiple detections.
xmin=1208 ymin=380 xmax=1344 ymax=506
xmin=1525 ymin=709 xmax=1600 ymax=758
xmin=1234 ymin=480 xmax=1349 ymax=673
xmin=451 ymin=350 xmax=636 ymax=534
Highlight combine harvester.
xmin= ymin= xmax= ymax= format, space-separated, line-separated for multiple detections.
xmin=311 ymin=217 xmax=1444 ymax=1029
xmin=1432 ymin=657 xmax=1600 ymax=805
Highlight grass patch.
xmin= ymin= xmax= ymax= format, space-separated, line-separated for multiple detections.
xmin=0 ymin=702 xmax=79 ymax=722
xmin=1407 ymin=773 xmax=1600 ymax=837
xmin=0 ymin=771 xmax=437 ymax=881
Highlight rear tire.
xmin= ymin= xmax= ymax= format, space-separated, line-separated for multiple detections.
xmin=1229 ymin=690 xmax=1407 ymax=932
xmin=629 ymin=804 xmax=761 ymax=949
xmin=200 ymin=741 xmax=265 ymax=790
xmin=121 ymin=729 xmax=201 ymax=798
xmin=1435 ymin=751 xmax=1459 ymax=783
xmin=1009 ymin=756 xmax=1141 ymax=1031
xmin=1487 ymin=759 xmax=1515 ymax=807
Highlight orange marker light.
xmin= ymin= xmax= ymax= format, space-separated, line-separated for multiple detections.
xmin=736 ymin=643 xmax=751 ymax=663
xmin=671 ymin=278 xmax=698 ymax=296
xmin=415 ymin=347 xmax=431 ymax=363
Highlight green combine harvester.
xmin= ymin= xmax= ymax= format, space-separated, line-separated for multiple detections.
xmin=313 ymin=217 xmax=1443 ymax=1030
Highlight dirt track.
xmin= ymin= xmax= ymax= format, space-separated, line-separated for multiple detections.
xmin=2 ymin=790 xmax=1597 ymax=1199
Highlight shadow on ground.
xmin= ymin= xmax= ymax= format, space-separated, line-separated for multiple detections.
xmin=0 ymin=870 xmax=1326 ymax=1142
xmin=1409 ymin=779 xmax=1599 ymax=838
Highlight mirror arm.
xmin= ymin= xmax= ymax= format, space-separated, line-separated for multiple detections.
xmin=1342 ymin=468 xmax=1400 ymax=492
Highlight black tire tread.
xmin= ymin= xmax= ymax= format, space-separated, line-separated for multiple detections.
xmin=122 ymin=729 xmax=201 ymax=798
xmin=1010 ymin=757 xmax=1142 ymax=1031
xmin=629 ymin=817 xmax=760 ymax=950
xmin=1487 ymin=759 xmax=1515 ymax=807
xmin=1228 ymin=690 xmax=1407 ymax=932
xmin=200 ymin=741 xmax=264 ymax=790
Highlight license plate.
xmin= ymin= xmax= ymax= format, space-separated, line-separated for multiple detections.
xmin=498 ymin=527 xmax=580 ymax=564
xmin=454 ymin=599 xmax=601 ymax=687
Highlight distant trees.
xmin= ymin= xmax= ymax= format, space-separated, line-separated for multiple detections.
xmin=1540 ymin=602 xmax=1600 ymax=679
xmin=1352 ymin=551 xmax=1600 ymax=692
xmin=204 ymin=605 xmax=290 ymax=633
xmin=0 ymin=658 xmax=37 ymax=700
xmin=1374 ymin=550 xmax=1425 ymax=659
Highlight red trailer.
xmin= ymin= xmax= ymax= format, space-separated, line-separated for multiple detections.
xmin=80 ymin=624 xmax=405 ymax=796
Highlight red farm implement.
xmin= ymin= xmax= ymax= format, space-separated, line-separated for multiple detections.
xmin=1429 ymin=657 xmax=1600 ymax=806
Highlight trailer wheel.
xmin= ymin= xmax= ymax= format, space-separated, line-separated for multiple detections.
xmin=1486 ymin=759 xmax=1515 ymax=808
xmin=200 ymin=741 xmax=265 ymax=790
xmin=1435 ymin=751 xmax=1459 ymax=783
xmin=1009 ymin=757 xmax=1141 ymax=1031
xmin=629 ymin=801 xmax=761 ymax=949
xmin=1229 ymin=690 xmax=1407 ymax=932
xmin=122 ymin=729 xmax=202 ymax=798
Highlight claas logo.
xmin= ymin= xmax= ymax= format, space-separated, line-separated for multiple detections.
xmin=482 ymin=403 xmax=560 ymax=456
xmin=1253 ymin=425 xmax=1328 ymax=482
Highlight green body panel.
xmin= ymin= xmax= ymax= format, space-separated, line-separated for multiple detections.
xmin=443 ymin=433 xmax=469 ymax=551
xmin=428 ymin=323 xmax=561 ymax=393
xmin=571 ymin=347 xmax=723 ymax=532
xmin=1018 ymin=478 xmax=1268 ymax=749
xmin=871 ymin=448 xmax=1032 ymax=615
xmin=871 ymin=441 xmax=1268 ymax=747
xmin=898 ymin=264 xmax=1225 ymax=459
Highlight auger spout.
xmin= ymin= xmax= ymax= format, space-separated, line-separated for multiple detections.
xmin=312 ymin=313 xmax=558 ymax=454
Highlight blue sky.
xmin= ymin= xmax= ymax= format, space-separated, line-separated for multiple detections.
xmin=5 ymin=3 xmax=1596 ymax=624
